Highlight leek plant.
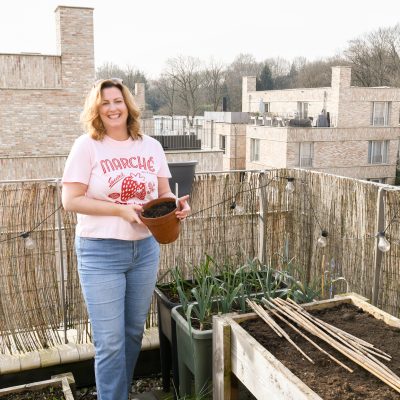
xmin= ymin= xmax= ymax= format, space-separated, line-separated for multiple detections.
xmin=174 ymin=255 xmax=320 ymax=332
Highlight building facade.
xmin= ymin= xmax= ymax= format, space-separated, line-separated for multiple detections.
xmin=202 ymin=112 xmax=249 ymax=171
xmin=242 ymin=66 xmax=400 ymax=184
xmin=0 ymin=6 xmax=145 ymax=158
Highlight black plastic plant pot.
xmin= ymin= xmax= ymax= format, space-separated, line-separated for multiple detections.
xmin=168 ymin=161 xmax=197 ymax=196
xmin=155 ymin=285 xmax=182 ymax=394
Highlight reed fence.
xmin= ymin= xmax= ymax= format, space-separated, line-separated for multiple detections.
xmin=0 ymin=169 xmax=399 ymax=355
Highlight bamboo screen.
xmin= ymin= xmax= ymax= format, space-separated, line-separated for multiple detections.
xmin=157 ymin=170 xmax=262 ymax=280
xmin=1 ymin=169 xmax=400 ymax=354
xmin=381 ymin=189 xmax=400 ymax=316
xmin=283 ymin=169 xmax=380 ymax=302
xmin=0 ymin=182 xmax=62 ymax=354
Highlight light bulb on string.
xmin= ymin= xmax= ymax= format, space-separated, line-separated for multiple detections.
xmin=21 ymin=232 xmax=36 ymax=250
xmin=377 ymin=231 xmax=390 ymax=253
xmin=317 ymin=230 xmax=328 ymax=248
xmin=285 ymin=177 xmax=295 ymax=194
xmin=230 ymin=201 xmax=244 ymax=215
xmin=234 ymin=204 xmax=244 ymax=215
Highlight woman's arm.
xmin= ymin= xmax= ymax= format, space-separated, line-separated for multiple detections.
xmin=157 ymin=177 xmax=190 ymax=220
xmin=62 ymin=182 xmax=143 ymax=224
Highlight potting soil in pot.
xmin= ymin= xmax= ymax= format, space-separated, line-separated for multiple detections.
xmin=142 ymin=201 xmax=176 ymax=218
xmin=241 ymin=303 xmax=400 ymax=399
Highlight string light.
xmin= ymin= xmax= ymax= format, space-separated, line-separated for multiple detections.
xmin=0 ymin=174 xmax=398 ymax=249
xmin=230 ymin=201 xmax=245 ymax=215
xmin=377 ymin=231 xmax=390 ymax=253
xmin=0 ymin=206 xmax=62 ymax=245
xmin=285 ymin=177 xmax=295 ymax=194
xmin=21 ymin=232 xmax=36 ymax=250
xmin=317 ymin=230 xmax=328 ymax=248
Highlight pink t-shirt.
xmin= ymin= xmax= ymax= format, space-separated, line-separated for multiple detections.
xmin=62 ymin=133 xmax=172 ymax=240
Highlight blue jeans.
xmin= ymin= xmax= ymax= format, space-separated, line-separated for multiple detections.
xmin=75 ymin=235 xmax=160 ymax=400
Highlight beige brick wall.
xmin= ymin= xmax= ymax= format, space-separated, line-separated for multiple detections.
xmin=242 ymin=77 xmax=257 ymax=112
xmin=0 ymin=7 xmax=146 ymax=157
xmin=134 ymin=83 xmax=146 ymax=111
xmin=246 ymin=126 xmax=288 ymax=170
xmin=210 ymin=123 xmax=246 ymax=170
xmin=336 ymin=87 xmax=400 ymax=128
xmin=0 ymin=6 xmax=95 ymax=157
xmin=246 ymin=125 xmax=399 ymax=183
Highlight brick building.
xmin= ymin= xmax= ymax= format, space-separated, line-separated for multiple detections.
xmin=0 ymin=6 xmax=145 ymax=158
xmin=241 ymin=66 xmax=400 ymax=183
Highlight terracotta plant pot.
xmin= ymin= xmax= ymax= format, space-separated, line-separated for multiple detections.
xmin=140 ymin=197 xmax=180 ymax=244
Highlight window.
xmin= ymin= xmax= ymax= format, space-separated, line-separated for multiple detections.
xmin=367 ymin=178 xmax=386 ymax=184
xmin=368 ymin=141 xmax=389 ymax=164
xmin=264 ymin=102 xmax=270 ymax=113
xmin=371 ymin=102 xmax=391 ymax=126
xmin=297 ymin=102 xmax=309 ymax=119
xmin=250 ymin=138 xmax=260 ymax=162
xmin=219 ymin=135 xmax=226 ymax=154
xmin=298 ymin=142 xmax=313 ymax=167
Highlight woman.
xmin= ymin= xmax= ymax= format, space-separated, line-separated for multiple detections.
xmin=62 ymin=78 xmax=190 ymax=400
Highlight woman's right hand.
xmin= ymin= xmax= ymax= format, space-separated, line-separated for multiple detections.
xmin=62 ymin=182 xmax=143 ymax=224
xmin=118 ymin=203 xmax=144 ymax=224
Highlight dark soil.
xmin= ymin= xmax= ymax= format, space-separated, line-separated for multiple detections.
xmin=142 ymin=201 xmax=176 ymax=218
xmin=241 ymin=303 xmax=400 ymax=399
xmin=157 ymin=280 xmax=195 ymax=304
xmin=1 ymin=385 xmax=65 ymax=399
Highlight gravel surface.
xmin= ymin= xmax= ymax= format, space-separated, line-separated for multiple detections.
xmin=75 ymin=374 xmax=164 ymax=399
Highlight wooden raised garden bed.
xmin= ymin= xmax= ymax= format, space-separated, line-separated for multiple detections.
xmin=213 ymin=294 xmax=400 ymax=400
xmin=0 ymin=376 xmax=74 ymax=399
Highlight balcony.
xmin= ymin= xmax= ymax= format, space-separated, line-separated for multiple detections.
xmin=0 ymin=169 xmax=399 ymax=391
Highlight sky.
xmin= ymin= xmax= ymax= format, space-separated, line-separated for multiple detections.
xmin=1 ymin=0 xmax=399 ymax=79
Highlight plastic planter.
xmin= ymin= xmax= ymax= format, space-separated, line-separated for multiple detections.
xmin=154 ymin=285 xmax=182 ymax=393
xmin=171 ymin=305 xmax=213 ymax=398
xmin=168 ymin=161 xmax=197 ymax=196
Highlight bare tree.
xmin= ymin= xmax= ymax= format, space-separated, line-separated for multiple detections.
xmin=344 ymin=24 xmax=400 ymax=87
xmin=293 ymin=58 xmax=347 ymax=88
xmin=224 ymin=53 xmax=261 ymax=111
xmin=164 ymin=56 xmax=203 ymax=125
xmin=156 ymin=74 xmax=176 ymax=116
xmin=96 ymin=63 xmax=147 ymax=95
xmin=265 ymin=57 xmax=291 ymax=79
xmin=203 ymin=58 xmax=226 ymax=111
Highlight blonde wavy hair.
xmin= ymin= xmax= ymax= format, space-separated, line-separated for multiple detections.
xmin=81 ymin=79 xmax=142 ymax=140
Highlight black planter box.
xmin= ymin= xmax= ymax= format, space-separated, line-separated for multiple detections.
xmin=168 ymin=161 xmax=197 ymax=197
xmin=155 ymin=285 xmax=182 ymax=394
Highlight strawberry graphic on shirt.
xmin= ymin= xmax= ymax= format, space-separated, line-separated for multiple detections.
xmin=120 ymin=175 xmax=146 ymax=201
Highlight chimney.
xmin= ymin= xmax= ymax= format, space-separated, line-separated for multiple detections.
xmin=331 ymin=66 xmax=351 ymax=89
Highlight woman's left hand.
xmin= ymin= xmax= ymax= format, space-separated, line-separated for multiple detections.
xmin=175 ymin=195 xmax=191 ymax=220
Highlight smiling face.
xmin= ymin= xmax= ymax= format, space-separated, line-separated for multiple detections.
xmin=98 ymin=86 xmax=129 ymax=136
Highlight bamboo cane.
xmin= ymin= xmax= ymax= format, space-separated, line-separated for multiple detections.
xmin=321 ymin=253 xmax=325 ymax=298
xmin=284 ymin=298 xmax=392 ymax=360
xmin=261 ymin=298 xmax=353 ymax=373
xmin=270 ymin=298 xmax=400 ymax=393
xmin=274 ymin=299 xmax=398 ymax=379
xmin=246 ymin=299 xmax=314 ymax=364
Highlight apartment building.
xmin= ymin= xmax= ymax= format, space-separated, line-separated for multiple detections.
xmin=242 ymin=66 xmax=400 ymax=184
xmin=202 ymin=112 xmax=249 ymax=171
